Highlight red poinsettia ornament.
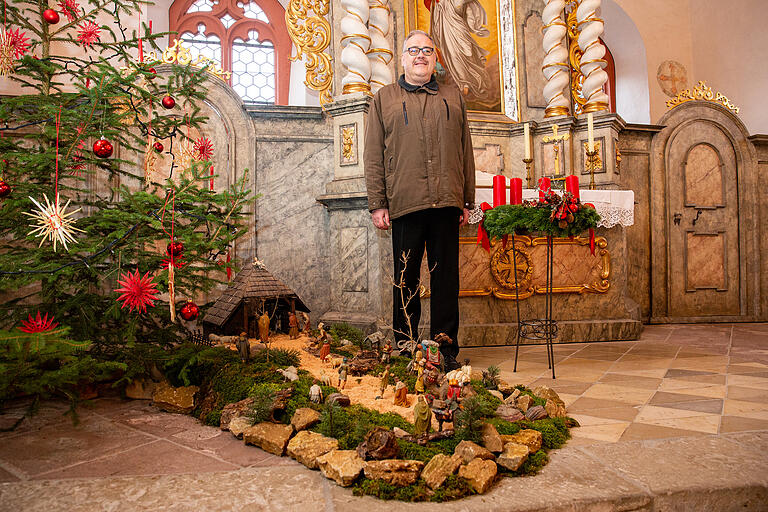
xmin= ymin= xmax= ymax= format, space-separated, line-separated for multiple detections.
xmin=20 ymin=311 xmax=59 ymax=333
xmin=193 ymin=137 xmax=214 ymax=161
xmin=179 ymin=300 xmax=199 ymax=321
xmin=77 ymin=21 xmax=101 ymax=48
xmin=58 ymin=0 xmax=80 ymax=22
xmin=6 ymin=28 xmax=30 ymax=59
xmin=115 ymin=269 xmax=159 ymax=313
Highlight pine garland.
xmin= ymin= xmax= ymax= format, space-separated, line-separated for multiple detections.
xmin=483 ymin=202 xmax=601 ymax=239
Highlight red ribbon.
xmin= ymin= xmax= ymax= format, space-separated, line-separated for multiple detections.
xmin=477 ymin=202 xmax=492 ymax=252
xmin=589 ymin=228 xmax=595 ymax=255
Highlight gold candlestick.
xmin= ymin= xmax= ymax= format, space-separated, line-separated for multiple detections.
xmin=585 ymin=147 xmax=599 ymax=190
xmin=523 ymin=158 xmax=534 ymax=188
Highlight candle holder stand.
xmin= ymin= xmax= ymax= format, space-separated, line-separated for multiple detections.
xmin=523 ymin=158 xmax=534 ymax=188
xmin=585 ymin=147 xmax=599 ymax=190
xmin=511 ymin=233 xmax=557 ymax=379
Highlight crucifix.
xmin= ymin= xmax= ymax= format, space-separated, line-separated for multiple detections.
xmin=542 ymin=124 xmax=570 ymax=177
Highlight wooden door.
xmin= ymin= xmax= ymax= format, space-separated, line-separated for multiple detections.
xmin=666 ymin=121 xmax=740 ymax=318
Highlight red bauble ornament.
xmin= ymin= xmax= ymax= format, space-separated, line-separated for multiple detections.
xmin=166 ymin=240 xmax=184 ymax=257
xmin=161 ymin=95 xmax=176 ymax=109
xmin=147 ymin=67 xmax=157 ymax=77
xmin=179 ymin=301 xmax=199 ymax=321
xmin=0 ymin=180 xmax=11 ymax=198
xmin=43 ymin=9 xmax=60 ymax=24
xmin=93 ymin=137 xmax=113 ymax=158
xmin=153 ymin=141 xmax=164 ymax=153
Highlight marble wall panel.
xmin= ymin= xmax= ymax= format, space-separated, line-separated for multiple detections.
xmin=523 ymin=11 xmax=546 ymax=109
xmin=686 ymin=232 xmax=725 ymax=290
xmin=254 ymin=127 xmax=334 ymax=318
xmin=340 ymin=226 xmax=368 ymax=292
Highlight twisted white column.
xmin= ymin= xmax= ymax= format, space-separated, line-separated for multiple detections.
xmin=542 ymin=0 xmax=569 ymax=117
xmin=367 ymin=0 xmax=393 ymax=94
xmin=576 ymin=0 xmax=609 ymax=112
xmin=340 ymin=0 xmax=372 ymax=95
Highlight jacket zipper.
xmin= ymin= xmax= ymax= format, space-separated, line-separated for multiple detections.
xmin=402 ymin=101 xmax=408 ymax=125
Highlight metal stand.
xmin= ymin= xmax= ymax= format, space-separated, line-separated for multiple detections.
xmin=512 ymin=233 xmax=557 ymax=379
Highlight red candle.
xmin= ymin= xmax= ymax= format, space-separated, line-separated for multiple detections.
xmin=538 ymin=177 xmax=551 ymax=201
xmin=565 ymin=175 xmax=580 ymax=200
xmin=510 ymin=178 xmax=523 ymax=205
xmin=493 ymin=175 xmax=506 ymax=207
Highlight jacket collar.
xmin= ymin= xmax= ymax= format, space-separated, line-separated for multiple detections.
xmin=398 ymin=74 xmax=439 ymax=94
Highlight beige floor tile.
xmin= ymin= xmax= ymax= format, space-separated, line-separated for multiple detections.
xmin=598 ymin=374 xmax=663 ymax=389
xmin=605 ymin=368 xmax=669 ymax=378
xmin=619 ymin=422 xmax=706 ymax=441
xmin=669 ymin=364 xmax=728 ymax=374
xmin=729 ymin=361 xmax=768 ymax=369
xmin=563 ymin=436 xmax=611 ymax=447
xmin=580 ymin=406 xmax=640 ymax=422
xmin=656 ymin=385 xmax=726 ymax=399
xmin=726 ymin=386 xmax=768 ymax=402
xmin=568 ymin=397 xmax=635 ymax=413
xmin=569 ymin=422 xmax=630 ymax=442
xmin=568 ymin=414 xmax=626 ymax=427
xmin=726 ymin=375 xmax=768 ymax=389
xmin=637 ymin=414 xmax=720 ymax=434
xmin=673 ymin=356 xmax=730 ymax=366
xmin=635 ymin=405 xmax=717 ymax=422
xmin=581 ymin=384 xmax=655 ymax=405
xmin=611 ymin=359 xmax=674 ymax=371
xmin=735 ymin=410 xmax=768 ymax=421
xmin=552 ymin=370 xmax=608 ymax=383
xmin=723 ymin=399 xmax=768 ymax=416
xmin=719 ymin=415 xmax=768 ymax=433
xmin=557 ymin=393 xmax=581 ymax=406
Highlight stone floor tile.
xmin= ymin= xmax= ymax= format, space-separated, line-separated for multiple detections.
xmin=618 ymin=423 xmax=706 ymax=441
xmin=635 ymin=405 xmax=718 ymax=422
xmin=598 ymin=374 xmax=663 ymax=389
xmin=605 ymin=368 xmax=669 ymax=378
xmin=35 ymin=439 xmax=240 ymax=480
xmin=580 ymin=383 xmax=655 ymax=405
xmin=656 ymin=385 xmax=726 ymax=399
xmin=636 ymin=414 xmax=721 ymax=434
xmin=664 ymin=369 xmax=716 ymax=378
xmin=719 ymin=416 xmax=768 ymax=433
xmin=610 ymin=359 xmax=674 ymax=371
xmin=723 ymin=399 xmax=768 ymax=416
xmin=655 ymin=399 xmax=723 ymax=415
xmin=576 ymin=405 xmax=641 ymax=422
xmin=726 ymin=386 xmax=768 ymax=403
xmin=569 ymin=422 xmax=631 ymax=442
xmin=0 ymin=415 xmax=154 ymax=478
xmin=649 ymin=391 xmax=714 ymax=405
xmin=670 ymin=373 xmax=727 ymax=385
xmin=568 ymin=397 xmax=635 ymax=413
xmin=569 ymin=413 xmax=629 ymax=427
xmin=0 ymin=465 xmax=21 ymax=482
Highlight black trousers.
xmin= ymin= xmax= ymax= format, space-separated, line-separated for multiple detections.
xmin=391 ymin=207 xmax=460 ymax=361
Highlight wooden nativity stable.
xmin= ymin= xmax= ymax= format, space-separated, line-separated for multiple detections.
xmin=202 ymin=258 xmax=309 ymax=338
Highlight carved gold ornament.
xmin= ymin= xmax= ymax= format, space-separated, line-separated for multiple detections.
xmin=566 ymin=3 xmax=585 ymax=115
xmin=583 ymin=140 xmax=602 ymax=172
xmin=341 ymin=126 xmax=355 ymax=160
xmin=666 ymin=80 xmax=739 ymax=114
xmin=135 ymin=40 xmax=232 ymax=82
xmin=286 ymin=0 xmax=334 ymax=106
xmin=490 ymin=241 xmax=534 ymax=297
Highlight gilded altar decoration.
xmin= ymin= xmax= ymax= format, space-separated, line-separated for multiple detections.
xmin=340 ymin=123 xmax=358 ymax=165
xmin=583 ymin=140 xmax=602 ymax=172
xmin=575 ymin=0 xmax=609 ymax=112
xmin=665 ymin=80 xmax=740 ymax=114
xmin=136 ymin=40 xmax=231 ymax=82
xmin=542 ymin=0 xmax=570 ymax=117
xmin=286 ymin=0 xmax=334 ymax=105
xmin=367 ymin=0 xmax=393 ymax=93
xmin=458 ymin=235 xmax=610 ymax=300
xmin=566 ymin=3 xmax=585 ymax=115
xmin=340 ymin=0 xmax=372 ymax=95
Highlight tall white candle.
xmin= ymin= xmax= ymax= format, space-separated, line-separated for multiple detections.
xmin=524 ymin=123 xmax=531 ymax=160
xmin=587 ymin=113 xmax=594 ymax=151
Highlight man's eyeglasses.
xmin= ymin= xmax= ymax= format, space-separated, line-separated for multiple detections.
xmin=405 ymin=46 xmax=435 ymax=56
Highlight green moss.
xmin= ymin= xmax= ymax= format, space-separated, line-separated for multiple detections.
xmin=250 ymin=348 xmax=300 ymax=368
xmin=351 ymin=476 xmax=474 ymax=502
xmin=515 ymin=449 xmax=549 ymax=476
xmin=314 ymin=404 xmax=412 ymax=449
xmin=395 ymin=437 xmax=463 ymax=463
xmin=488 ymin=416 xmax=570 ymax=449
xmin=329 ymin=323 xmax=365 ymax=348
xmin=470 ymin=379 xmax=503 ymax=408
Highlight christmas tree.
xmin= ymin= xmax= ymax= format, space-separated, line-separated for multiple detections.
xmin=0 ymin=0 xmax=253 ymax=408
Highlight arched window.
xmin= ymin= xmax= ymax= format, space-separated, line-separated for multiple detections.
xmin=169 ymin=0 xmax=291 ymax=105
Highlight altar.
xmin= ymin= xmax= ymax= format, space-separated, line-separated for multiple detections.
xmin=446 ymin=187 xmax=641 ymax=346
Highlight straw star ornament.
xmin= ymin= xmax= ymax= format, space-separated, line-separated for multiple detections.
xmin=23 ymin=194 xmax=83 ymax=251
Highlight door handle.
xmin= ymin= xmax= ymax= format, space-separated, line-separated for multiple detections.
xmin=673 ymin=212 xmax=682 ymax=225
xmin=692 ymin=209 xmax=703 ymax=225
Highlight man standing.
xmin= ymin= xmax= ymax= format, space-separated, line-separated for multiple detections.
xmin=364 ymin=30 xmax=476 ymax=372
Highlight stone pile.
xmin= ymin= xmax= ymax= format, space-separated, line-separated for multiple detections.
xmin=147 ymin=379 xmax=568 ymax=498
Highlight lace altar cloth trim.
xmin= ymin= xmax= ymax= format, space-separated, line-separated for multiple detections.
xmin=471 ymin=189 xmax=635 ymax=228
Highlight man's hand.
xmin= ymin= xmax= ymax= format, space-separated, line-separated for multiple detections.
xmin=372 ymin=208 xmax=391 ymax=230
xmin=459 ymin=207 xmax=470 ymax=227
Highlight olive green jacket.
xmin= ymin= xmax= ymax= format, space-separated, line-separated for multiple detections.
xmin=364 ymin=76 xmax=476 ymax=220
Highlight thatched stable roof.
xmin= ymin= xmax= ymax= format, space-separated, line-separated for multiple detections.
xmin=203 ymin=258 xmax=309 ymax=328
